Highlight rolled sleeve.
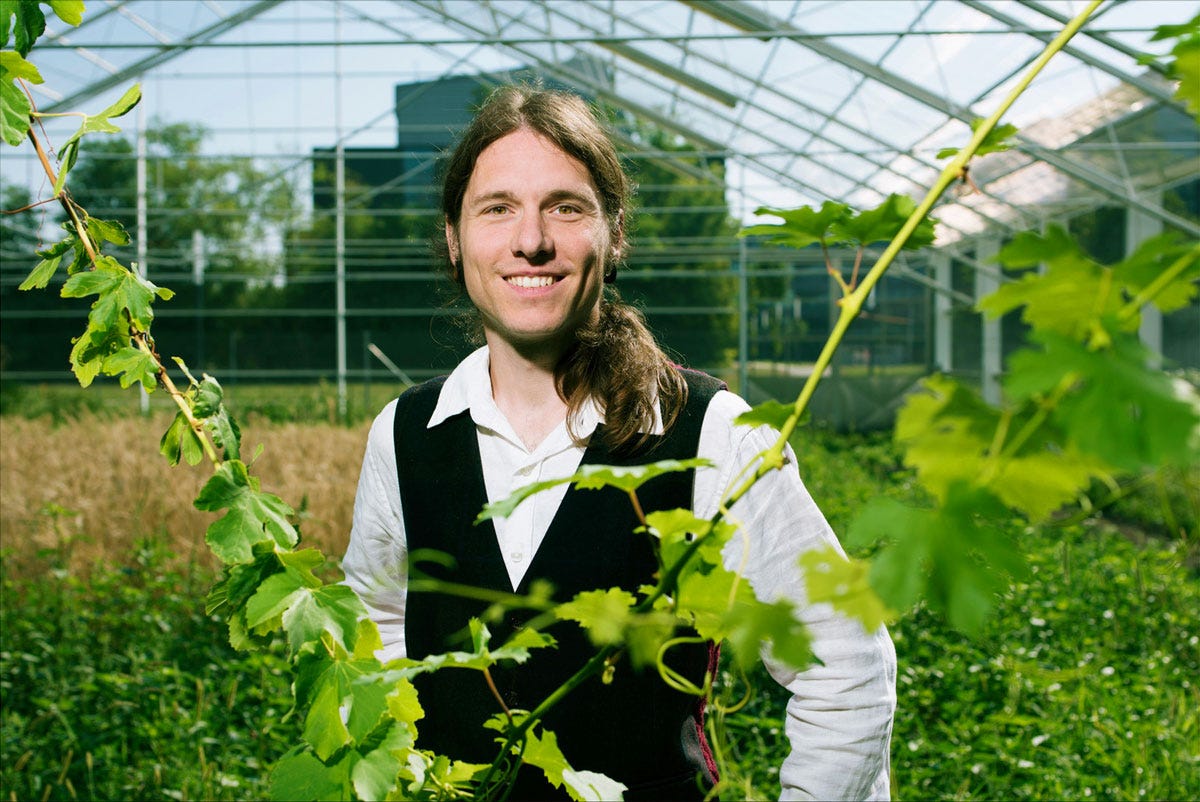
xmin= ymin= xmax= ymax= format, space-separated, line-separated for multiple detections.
xmin=699 ymin=394 xmax=896 ymax=800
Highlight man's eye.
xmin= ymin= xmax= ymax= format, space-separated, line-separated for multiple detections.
xmin=553 ymin=204 xmax=580 ymax=215
xmin=485 ymin=206 xmax=509 ymax=215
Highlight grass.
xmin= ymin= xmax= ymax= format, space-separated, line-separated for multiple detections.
xmin=1 ymin=405 xmax=1196 ymax=800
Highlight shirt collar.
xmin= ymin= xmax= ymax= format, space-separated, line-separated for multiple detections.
xmin=427 ymin=345 xmax=662 ymax=437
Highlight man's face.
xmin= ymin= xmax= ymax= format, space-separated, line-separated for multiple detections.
xmin=447 ymin=128 xmax=616 ymax=357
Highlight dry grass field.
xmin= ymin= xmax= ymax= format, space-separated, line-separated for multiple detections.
xmin=0 ymin=412 xmax=372 ymax=573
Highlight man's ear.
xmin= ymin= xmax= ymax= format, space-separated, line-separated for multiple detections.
xmin=445 ymin=221 xmax=462 ymax=280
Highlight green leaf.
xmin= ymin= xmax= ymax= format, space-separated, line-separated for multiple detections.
xmin=0 ymin=69 xmax=31 ymax=146
xmin=60 ymin=255 xmax=172 ymax=331
xmin=723 ymin=595 xmax=813 ymax=671
xmin=351 ymin=721 xmax=413 ymax=801
xmin=18 ymin=251 xmax=62 ymax=290
xmin=645 ymin=507 xmax=731 ymax=571
xmin=505 ymin=725 xmax=628 ymax=802
xmin=0 ymin=48 xmax=41 ymax=82
xmin=68 ymin=317 xmax=129 ymax=387
xmin=47 ymin=1 xmax=85 ymax=27
xmin=556 ymin=588 xmax=636 ymax=646
xmin=281 ymin=584 xmax=366 ymax=657
xmin=1112 ymin=232 xmax=1200 ymax=314
xmin=101 ymin=346 xmax=158 ymax=391
xmin=800 ymin=546 xmax=891 ymax=633
xmin=159 ymin=410 xmax=205 ymax=467
xmin=895 ymin=374 xmax=1111 ymax=521
xmin=86 ymin=216 xmax=131 ymax=246
xmin=194 ymin=459 xmax=299 ymax=563
xmin=738 ymin=200 xmax=852 ymax=249
xmin=833 ymin=193 xmax=936 ymax=250
xmin=1006 ymin=332 xmax=1200 ymax=471
xmin=194 ymin=375 xmax=241 ymax=460
xmin=734 ymin=399 xmax=795 ymax=431
xmin=9 ymin=0 xmax=45 ymax=57
xmin=936 ymin=118 xmax=1018 ymax=160
xmin=847 ymin=484 xmax=1027 ymax=633
xmin=385 ymin=677 xmax=425 ymax=727
xmin=477 ymin=459 xmax=711 ymax=522
xmin=269 ymin=748 xmax=352 ymax=802
xmin=59 ymin=83 xmax=142 ymax=152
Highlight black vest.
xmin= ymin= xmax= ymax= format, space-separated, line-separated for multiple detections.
xmin=396 ymin=370 xmax=724 ymax=801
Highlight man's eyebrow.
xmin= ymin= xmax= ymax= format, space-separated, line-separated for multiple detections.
xmin=465 ymin=190 xmax=517 ymax=208
xmin=542 ymin=189 xmax=599 ymax=209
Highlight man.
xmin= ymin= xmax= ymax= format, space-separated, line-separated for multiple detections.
xmin=343 ymin=85 xmax=896 ymax=800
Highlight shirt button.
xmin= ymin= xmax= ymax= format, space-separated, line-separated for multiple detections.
xmin=517 ymin=465 xmax=534 ymax=476
xmin=510 ymin=551 xmax=525 ymax=562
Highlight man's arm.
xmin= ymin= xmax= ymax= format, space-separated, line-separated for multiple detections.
xmin=696 ymin=393 xmax=897 ymax=800
xmin=342 ymin=399 xmax=409 ymax=664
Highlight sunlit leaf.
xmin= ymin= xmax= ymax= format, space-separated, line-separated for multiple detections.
xmin=101 ymin=345 xmax=158 ymax=391
xmin=734 ymin=398 xmax=795 ymax=431
xmin=800 ymin=546 xmax=892 ymax=632
xmin=269 ymin=748 xmax=351 ymax=802
xmin=477 ymin=459 xmax=711 ymax=522
xmin=847 ymin=484 xmax=1027 ymax=633
xmin=1006 ymin=331 xmax=1200 ymax=471
xmin=556 ymin=588 xmax=636 ymax=646
xmin=194 ymin=459 xmax=299 ymax=563
xmin=351 ymin=721 xmax=413 ymax=801
xmin=18 ymin=252 xmax=62 ymax=290
xmin=833 ymin=193 xmax=936 ymax=250
xmin=1112 ymin=233 xmax=1200 ymax=314
xmin=738 ymin=200 xmax=852 ymax=249
xmin=936 ymin=118 xmax=1018 ymax=159
xmin=48 ymin=1 xmax=86 ymax=27
xmin=159 ymin=410 xmax=205 ymax=466
xmin=8 ymin=0 xmax=44 ymax=57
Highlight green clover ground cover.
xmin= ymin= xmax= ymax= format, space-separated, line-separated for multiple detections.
xmin=2 ymin=430 xmax=1195 ymax=801
xmin=724 ymin=435 xmax=1200 ymax=801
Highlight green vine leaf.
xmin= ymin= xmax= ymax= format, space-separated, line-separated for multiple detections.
xmin=59 ymin=83 xmax=142 ymax=152
xmin=1006 ymin=331 xmax=1200 ymax=471
xmin=68 ymin=315 xmax=130 ymax=387
xmin=17 ymin=250 xmax=62 ymax=290
xmin=981 ymin=225 xmax=1119 ymax=339
xmin=800 ymin=546 xmax=892 ymax=633
xmin=159 ymin=410 xmax=205 ymax=466
xmin=832 ymin=193 xmax=937 ymax=250
xmin=100 ymin=346 xmax=157 ymax=391
xmin=477 ymin=458 xmax=711 ymax=522
xmin=47 ymin=1 xmax=85 ymax=27
xmin=60 ymin=254 xmax=173 ymax=330
xmin=1112 ymin=232 xmax=1200 ymax=314
xmin=483 ymin=717 xmax=628 ymax=802
xmin=350 ymin=721 xmax=414 ymax=801
xmin=723 ymin=595 xmax=812 ymax=671
xmin=293 ymin=648 xmax=390 ymax=761
xmin=4 ymin=0 xmax=45 ymax=57
xmin=739 ymin=200 xmax=852 ymax=248
xmin=735 ymin=398 xmax=795 ymax=431
xmin=194 ymin=459 xmax=299 ymax=563
xmin=269 ymin=748 xmax=352 ymax=802
xmin=847 ymin=484 xmax=1027 ymax=633
xmin=0 ymin=50 xmax=41 ymax=146
xmin=193 ymin=375 xmax=242 ymax=460
xmin=556 ymin=588 xmax=636 ymax=646
xmin=896 ymin=374 xmax=1111 ymax=521
xmin=936 ymin=118 xmax=1018 ymax=160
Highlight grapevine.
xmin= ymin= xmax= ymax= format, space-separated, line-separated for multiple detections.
xmin=3 ymin=1 xmax=1198 ymax=800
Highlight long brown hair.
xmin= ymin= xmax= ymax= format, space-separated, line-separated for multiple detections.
xmin=441 ymin=84 xmax=687 ymax=453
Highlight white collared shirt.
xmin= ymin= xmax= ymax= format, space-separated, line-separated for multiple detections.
xmin=343 ymin=345 xmax=896 ymax=800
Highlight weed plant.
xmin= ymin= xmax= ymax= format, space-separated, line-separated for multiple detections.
xmin=0 ymin=539 xmax=299 ymax=801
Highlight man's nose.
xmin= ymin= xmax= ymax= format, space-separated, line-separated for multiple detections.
xmin=512 ymin=211 xmax=552 ymax=260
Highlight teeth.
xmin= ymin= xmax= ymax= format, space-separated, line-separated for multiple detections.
xmin=507 ymin=275 xmax=555 ymax=288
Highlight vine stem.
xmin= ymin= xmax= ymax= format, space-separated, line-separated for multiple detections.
xmin=1117 ymin=244 xmax=1200 ymax=324
xmin=720 ymin=0 xmax=1103 ymax=513
xmin=22 ymin=113 xmax=221 ymax=467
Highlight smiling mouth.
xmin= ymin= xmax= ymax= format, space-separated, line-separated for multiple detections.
xmin=506 ymin=275 xmax=558 ymax=288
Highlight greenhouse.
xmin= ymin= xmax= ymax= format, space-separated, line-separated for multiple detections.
xmin=1 ymin=2 xmax=1197 ymax=801
xmin=1 ymin=0 xmax=1195 ymax=425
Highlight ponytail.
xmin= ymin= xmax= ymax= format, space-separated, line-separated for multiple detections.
xmin=557 ymin=289 xmax=687 ymax=455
